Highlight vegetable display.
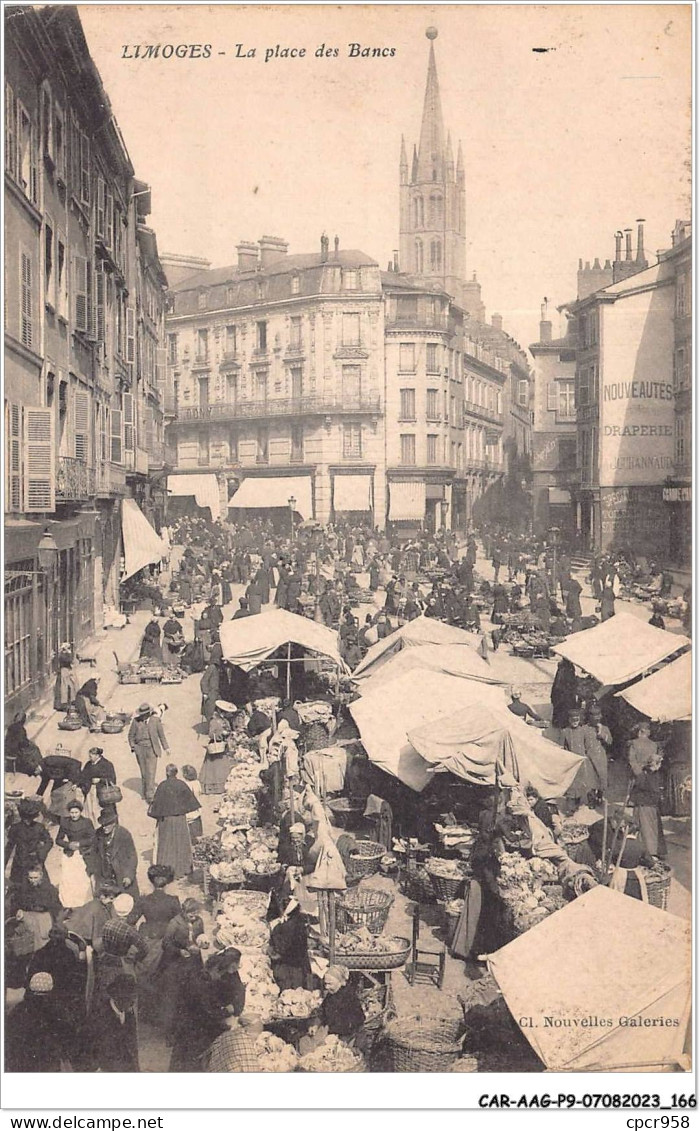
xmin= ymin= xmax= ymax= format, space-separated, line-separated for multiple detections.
xmin=254 ymin=1031 xmax=299 ymax=1073
xmin=497 ymin=851 xmax=565 ymax=933
xmin=297 ymin=1034 xmax=364 ymax=1073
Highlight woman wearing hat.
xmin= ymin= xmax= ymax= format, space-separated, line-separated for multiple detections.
xmin=5 ymin=798 xmax=52 ymax=887
xmin=128 ymin=702 xmax=170 ymax=804
xmin=74 ymin=676 xmax=105 ymax=731
xmin=55 ymin=798 xmax=95 ymax=909
xmin=54 ymin=642 xmax=77 ymax=711
xmin=127 ymin=864 xmax=181 ymax=982
xmin=199 ymin=701 xmax=237 ymax=795
xmin=79 ymin=746 xmax=117 ymax=825
xmin=148 ymin=765 xmax=201 ymax=880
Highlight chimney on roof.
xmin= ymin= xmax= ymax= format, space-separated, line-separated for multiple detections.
xmin=334 ymin=235 xmax=340 ymax=258
xmin=387 ymin=260 xmax=393 ymax=272
xmin=393 ymin=249 xmax=399 ymax=272
xmin=320 ymin=233 xmax=329 ymax=263
xmin=539 ymin=298 xmax=552 ymax=343
xmin=237 ymin=241 xmax=259 ymax=271
xmin=624 ymin=229 xmax=633 ymax=261
xmin=258 ymin=236 xmax=288 ymax=269
xmin=636 ymin=219 xmax=646 ymax=264
xmin=491 ymin=312 xmax=503 ymax=332
xmin=614 ymin=231 xmax=623 ymax=264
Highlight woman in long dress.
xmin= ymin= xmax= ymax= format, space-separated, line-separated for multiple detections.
xmin=199 ymin=702 xmax=236 ymax=795
xmin=74 ymin=678 xmax=106 ymax=731
xmin=55 ymin=799 xmax=95 ymax=909
xmin=148 ymin=764 xmax=201 ymax=879
xmin=79 ymin=746 xmax=117 ymax=826
xmin=127 ymin=864 xmax=181 ymax=982
xmin=54 ymin=644 xmax=77 ymax=710
xmin=140 ymin=619 xmax=162 ymax=660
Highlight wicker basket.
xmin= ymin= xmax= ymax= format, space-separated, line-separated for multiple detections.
xmin=58 ymin=715 xmax=83 ymax=731
xmin=336 ymin=886 xmax=394 ymax=937
xmin=119 ymin=673 xmax=141 ymax=685
xmin=345 ymin=840 xmax=385 ymax=882
xmin=217 ymin=889 xmax=270 ymax=917
xmin=242 ymin=864 xmax=284 ymax=893
xmin=358 ymin=982 xmax=396 ymax=1035
xmin=101 ymin=720 xmax=126 ymax=734
xmin=385 ymin=1014 xmax=462 ymax=1072
xmin=322 ymin=936 xmax=411 ymax=972
xmin=427 ymin=866 xmax=470 ymax=901
xmin=642 ymin=863 xmax=672 ymax=910
xmin=402 ymin=866 xmax=435 ymax=903
xmin=96 ymin=784 xmax=123 ymax=805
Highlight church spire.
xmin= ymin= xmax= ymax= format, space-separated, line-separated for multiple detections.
xmin=399 ymin=134 xmax=408 ymax=184
xmin=456 ymin=139 xmax=464 ymax=183
xmin=446 ymin=131 xmax=455 ymax=180
xmin=416 ymin=28 xmax=446 ymax=183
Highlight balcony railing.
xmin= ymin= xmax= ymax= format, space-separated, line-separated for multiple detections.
xmin=56 ymin=457 xmax=95 ymax=501
xmin=175 ymin=393 xmax=382 ymax=424
xmin=464 ymin=401 xmax=503 ymax=424
xmin=96 ymin=461 xmax=127 ymax=497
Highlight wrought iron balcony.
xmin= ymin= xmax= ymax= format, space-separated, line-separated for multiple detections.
xmin=175 ymin=393 xmax=382 ymax=425
xmin=464 ymin=401 xmax=503 ymax=425
xmin=56 ymin=457 xmax=95 ymax=501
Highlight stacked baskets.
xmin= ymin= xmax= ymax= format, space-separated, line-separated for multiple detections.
xmin=426 ymin=860 xmax=471 ymax=902
xmin=385 ymin=1009 xmax=464 ymax=1072
xmin=345 ymin=840 xmax=385 ymax=883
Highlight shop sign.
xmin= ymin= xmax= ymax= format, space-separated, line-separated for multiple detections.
xmin=663 ymin=485 xmax=691 ymax=503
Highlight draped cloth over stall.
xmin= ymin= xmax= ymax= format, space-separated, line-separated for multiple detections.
xmin=333 ymin=475 xmax=372 ymax=512
xmin=616 ymin=651 xmax=692 ymax=722
xmin=551 ymin=613 xmax=690 ymax=687
xmin=229 ymin=476 xmax=313 ymax=519
xmin=488 ymin=887 xmax=691 ymax=1071
xmin=353 ymin=642 xmax=503 ymax=691
xmin=349 ymin=670 xmax=583 ymax=796
xmin=121 ymin=498 xmax=167 ymax=582
xmin=167 ymin=474 xmax=221 ymax=521
xmin=408 ymin=702 xmax=583 ymax=798
xmin=353 ymin=615 xmax=480 ymax=680
xmin=219 ymin=608 xmax=346 ymax=672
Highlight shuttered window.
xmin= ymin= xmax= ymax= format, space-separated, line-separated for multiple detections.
xmin=23 ymin=407 xmax=55 ymax=512
xmin=6 ymin=402 xmax=22 ymax=512
xmin=5 ymin=83 xmax=17 ymax=176
xmin=156 ymin=347 xmax=166 ymax=403
xmin=80 ymin=131 xmax=90 ymax=204
xmin=111 ymin=408 xmax=123 ymax=464
xmin=95 ymin=266 xmax=106 ymax=342
xmin=126 ymin=307 xmax=135 ymax=363
xmin=74 ymin=255 xmax=88 ymax=332
xmin=100 ymin=405 xmax=109 ymax=463
xmin=96 ymin=176 xmax=105 ymax=237
xmin=20 ymin=250 xmax=33 ymax=348
xmin=123 ymin=392 xmax=135 ymax=451
xmin=74 ymin=389 xmax=90 ymax=462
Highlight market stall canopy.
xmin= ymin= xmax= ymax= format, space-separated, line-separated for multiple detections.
xmin=388 ymin=481 xmax=425 ymax=520
xmin=408 ymin=702 xmax=583 ymax=798
xmin=120 ymin=499 xmax=166 ymax=582
xmin=353 ymin=615 xmax=479 ymax=679
xmin=219 ymin=608 xmax=345 ymax=672
xmin=167 ymin=473 xmax=221 ymax=521
xmin=616 ymin=651 xmax=692 ymax=722
xmin=350 ymin=670 xmax=582 ymax=795
xmin=488 ymin=886 xmax=691 ymax=1071
xmin=551 ymin=612 xmax=690 ymax=687
xmin=228 ymin=476 xmax=312 ymax=519
xmin=333 ymin=474 xmax=372 ymax=512
xmin=354 ymin=642 xmax=503 ymax=690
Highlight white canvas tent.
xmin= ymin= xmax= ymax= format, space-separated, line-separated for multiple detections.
xmin=228 ymin=476 xmax=313 ymax=519
xmin=167 ymin=473 xmax=221 ymax=521
xmin=551 ymin=612 xmax=690 ymax=687
xmin=354 ymin=642 xmax=503 ymax=690
xmin=219 ymin=607 xmax=345 ymax=672
xmin=617 ymin=650 xmax=692 ymax=722
xmin=488 ymin=886 xmax=691 ymax=1071
xmin=352 ymin=615 xmax=479 ymax=680
xmin=349 ymin=669 xmax=583 ymax=796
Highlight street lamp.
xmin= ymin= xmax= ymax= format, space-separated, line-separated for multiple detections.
xmin=6 ymin=527 xmax=59 ymax=579
xmin=288 ymin=495 xmax=296 ymax=540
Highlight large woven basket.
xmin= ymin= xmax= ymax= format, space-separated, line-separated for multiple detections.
xmin=58 ymin=715 xmax=83 ymax=731
xmin=322 ymin=936 xmax=411 ymax=972
xmin=385 ymin=1014 xmax=462 ymax=1073
xmin=642 ymin=863 xmax=673 ymax=910
xmin=345 ymin=840 xmax=385 ymax=881
xmin=336 ymin=886 xmax=394 ymax=937
xmin=101 ymin=719 xmax=126 ymax=734
xmin=218 ymin=889 xmax=270 ymax=918
xmin=427 ymin=865 xmax=470 ymax=901
xmin=242 ymin=864 xmax=284 ymax=893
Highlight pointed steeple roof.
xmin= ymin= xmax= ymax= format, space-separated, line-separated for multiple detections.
xmin=400 ymin=134 xmax=408 ymax=171
xmin=411 ymin=143 xmax=419 ymax=182
xmin=456 ymin=139 xmax=464 ymax=179
xmin=446 ymin=131 xmax=455 ymax=180
xmin=416 ymin=33 xmax=446 ymax=183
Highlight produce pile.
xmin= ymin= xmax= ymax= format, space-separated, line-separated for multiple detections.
xmin=334 ymin=927 xmax=406 ymax=956
xmin=209 ymin=860 xmax=245 ymax=884
xmin=297 ymin=1034 xmax=364 ymax=1073
xmin=496 ymin=851 xmax=566 ymax=933
xmin=254 ymin=1031 xmax=299 ymax=1073
xmin=215 ymin=889 xmax=271 ymax=952
xmin=426 ymin=856 xmax=471 ymax=880
xmin=271 ymin=988 xmax=323 ymax=1020
xmin=296 ymin=700 xmax=334 ymax=726
xmin=435 ymin=824 xmax=475 ymax=853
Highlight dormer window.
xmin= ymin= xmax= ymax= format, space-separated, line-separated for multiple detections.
xmin=197 ymin=290 xmax=206 ymax=311
xmin=342 ymin=269 xmax=358 ymax=291
xmin=291 ymin=273 xmax=300 ymax=295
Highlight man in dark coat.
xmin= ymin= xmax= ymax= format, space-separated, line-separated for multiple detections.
xmin=168 ymin=951 xmax=246 ymax=1072
xmin=92 ymin=812 xmax=139 ymax=895
xmin=231 ymin=597 xmax=253 ymax=620
xmin=128 ymin=703 xmax=169 ymax=803
xmin=5 ymin=798 xmax=52 ymax=885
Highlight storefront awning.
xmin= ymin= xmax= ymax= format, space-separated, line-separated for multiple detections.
xmin=548 ymin=487 xmax=571 ymax=505
xmin=121 ymin=499 xmax=166 ymax=582
xmin=389 ymin=481 xmax=425 ymax=520
xmin=229 ymin=476 xmax=312 ymax=519
xmin=167 ymin=473 xmax=221 ymax=521
xmin=333 ymin=474 xmax=372 ymax=512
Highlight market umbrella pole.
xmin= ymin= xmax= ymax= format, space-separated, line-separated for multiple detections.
xmin=286 ymin=641 xmax=292 ymax=701
xmin=328 ymin=891 xmax=337 ymax=965
xmin=600 ymin=799 xmax=609 ymax=878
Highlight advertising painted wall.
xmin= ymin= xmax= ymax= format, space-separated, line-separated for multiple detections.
xmin=598 ymin=276 xmax=675 ymax=487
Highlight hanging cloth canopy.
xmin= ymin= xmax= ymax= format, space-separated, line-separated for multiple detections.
xmin=551 ymin=612 xmax=690 ymax=687
xmin=120 ymin=498 xmax=166 ymax=582
xmin=167 ymin=473 xmax=221 ymax=521
xmin=229 ymin=476 xmax=312 ymax=518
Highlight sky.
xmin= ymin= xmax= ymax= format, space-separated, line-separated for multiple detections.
xmin=78 ymin=3 xmax=691 ymax=352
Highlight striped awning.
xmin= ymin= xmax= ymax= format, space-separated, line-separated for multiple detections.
xmin=389 ymin=481 xmax=426 ymax=520
xmin=121 ymin=498 xmax=166 ymax=581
